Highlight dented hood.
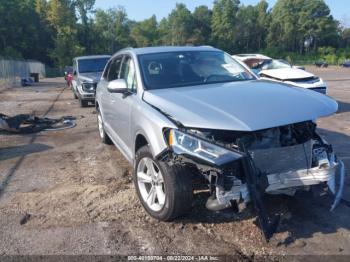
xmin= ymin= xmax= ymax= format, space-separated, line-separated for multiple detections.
xmin=143 ymin=80 xmax=338 ymax=131
xmin=260 ymin=68 xmax=315 ymax=80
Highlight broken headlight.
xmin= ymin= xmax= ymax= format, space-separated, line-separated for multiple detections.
xmin=168 ymin=129 xmax=243 ymax=166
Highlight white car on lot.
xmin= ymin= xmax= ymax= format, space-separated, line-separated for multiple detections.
xmin=233 ymin=54 xmax=327 ymax=94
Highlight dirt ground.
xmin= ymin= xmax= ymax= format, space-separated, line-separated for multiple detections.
xmin=0 ymin=67 xmax=349 ymax=259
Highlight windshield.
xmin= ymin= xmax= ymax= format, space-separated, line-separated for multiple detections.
xmin=138 ymin=51 xmax=255 ymax=90
xmin=78 ymin=58 xmax=109 ymax=73
xmin=250 ymin=59 xmax=292 ymax=72
xmin=266 ymin=59 xmax=292 ymax=69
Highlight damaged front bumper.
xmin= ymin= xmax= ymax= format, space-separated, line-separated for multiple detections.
xmin=215 ymin=158 xmax=345 ymax=210
xmin=266 ymin=162 xmax=338 ymax=192
xmin=211 ymin=155 xmax=345 ymax=210
xmin=160 ymin=125 xmax=346 ymax=240
xmin=162 ymin=129 xmax=346 ymax=211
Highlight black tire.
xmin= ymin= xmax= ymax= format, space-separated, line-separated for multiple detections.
xmin=79 ymin=99 xmax=88 ymax=107
xmin=134 ymin=145 xmax=193 ymax=221
xmin=96 ymin=107 xmax=112 ymax=145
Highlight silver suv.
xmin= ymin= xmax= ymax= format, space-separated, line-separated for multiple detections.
xmin=72 ymin=55 xmax=110 ymax=107
xmin=95 ymin=46 xmax=344 ymax=238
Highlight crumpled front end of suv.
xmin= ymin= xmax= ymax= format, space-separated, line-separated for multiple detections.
xmin=159 ymin=121 xmax=345 ymax=239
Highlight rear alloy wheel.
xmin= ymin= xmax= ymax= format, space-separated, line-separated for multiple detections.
xmin=97 ymin=108 xmax=112 ymax=145
xmin=134 ymin=145 xmax=193 ymax=221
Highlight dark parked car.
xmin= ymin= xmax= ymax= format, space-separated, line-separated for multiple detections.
xmin=341 ymin=60 xmax=350 ymax=68
xmin=315 ymin=61 xmax=328 ymax=68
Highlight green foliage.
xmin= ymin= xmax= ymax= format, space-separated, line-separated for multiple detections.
xmin=191 ymin=6 xmax=212 ymax=45
xmin=75 ymin=0 xmax=95 ymax=26
xmin=318 ymin=46 xmax=336 ymax=55
xmin=47 ymin=0 xmax=83 ymax=67
xmin=1 ymin=0 xmax=350 ymax=68
xmin=158 ymin=18 xmax=171 ymax=45
xmin=92 ymin=7 xmax=133 ymax=54
xmin=167 ymin=4 xmax=194 ymax=45
xmin=131 ymin=15 xmax=159 ymax=47
xmin=341 ymin=28 xmax=350 ymax=47
xmin=267 ymin=0 xmax=340 ymax=53
xmin=211 ymin=0 xmax=240 ymax=52
xmin=50 ymin=26 xmax=85 ymax=67
xmin=323 ymin=54 xmax=337 ymax=64
xmin=1 ymin=47 xmax=23 ymax=59
xmin=75 ymin=0 xmax=96 ymax=54
xmin=0 ymin=0 xmax=53 ymax=64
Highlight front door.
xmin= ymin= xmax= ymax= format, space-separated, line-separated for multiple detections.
xmin=100 ymin=55 xmax=123 ymax=133
xmin=109 ymin=55 xmax=137 ymax=160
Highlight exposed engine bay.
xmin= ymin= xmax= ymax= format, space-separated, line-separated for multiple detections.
xmin=189 ymin=121 xmax=339 ymax=200
xmin=161 ymin=121 xmax=345 ymax=240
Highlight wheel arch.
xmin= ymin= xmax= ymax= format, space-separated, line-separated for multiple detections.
xmin=135 ymin=133 xmax=149 ymax=155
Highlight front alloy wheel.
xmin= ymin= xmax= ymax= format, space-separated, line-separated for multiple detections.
xmin=134 ymin=145 xmax=193 ymax=221
xmin=137 ymin=157 xmax=166 ymax=212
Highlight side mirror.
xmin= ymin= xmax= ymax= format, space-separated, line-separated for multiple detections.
xmin=73 ymin=71 xmax=77 ymax=75
xmin=107 ymin=79 xmax=127 ymax=93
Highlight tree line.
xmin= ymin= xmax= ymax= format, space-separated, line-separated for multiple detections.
xmin=1 ymin=0 xmax=350 ymax=68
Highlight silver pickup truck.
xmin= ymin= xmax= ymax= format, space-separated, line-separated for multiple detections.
xmin=95 ymin=46 xmax=345 ymax=239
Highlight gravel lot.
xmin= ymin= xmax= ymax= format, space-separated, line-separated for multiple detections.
xmin=0 ymin=67 xmax=349 ymax=259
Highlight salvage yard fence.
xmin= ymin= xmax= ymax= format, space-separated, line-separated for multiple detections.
xmin=0 ymin=57 xmax=46 ymax=88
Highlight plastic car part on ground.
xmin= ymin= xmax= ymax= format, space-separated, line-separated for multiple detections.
xmin=0 ymin=114 xmax=76 ymax=134
xmin=329 ymin=160 xmax=346 ymax=211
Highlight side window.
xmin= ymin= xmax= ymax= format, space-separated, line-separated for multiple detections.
xmin=119 ymin=56 xmax=137 ymax=92
xmin=73 ymin=60 xmax=77 ymax=73
xmin=102 ymin=59 xmax=112 ymax=79
xmin=107 ymin=56 xmax=123 ymax=82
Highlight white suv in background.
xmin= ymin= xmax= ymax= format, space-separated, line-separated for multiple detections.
xmin=233 ymin=54 xmax=327 ymax=94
